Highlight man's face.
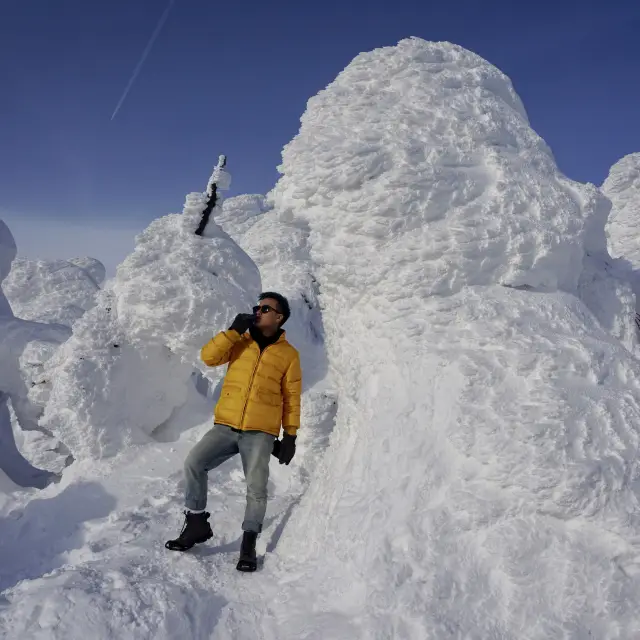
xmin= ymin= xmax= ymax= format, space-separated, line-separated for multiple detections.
xmin=253 ymin=297 xmax=283 ymax=332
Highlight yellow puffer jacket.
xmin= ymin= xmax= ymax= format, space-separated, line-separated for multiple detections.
xmin=200 ymin=329 xmax=302 ymax=436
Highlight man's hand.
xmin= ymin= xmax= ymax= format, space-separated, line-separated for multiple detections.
xmin=229 ymin=313 xmax=254 ymax=335
xmin=275 ymin=433 xmax=296 ymax=465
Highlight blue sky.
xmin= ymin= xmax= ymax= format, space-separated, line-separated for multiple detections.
xmin=1 ymin=0 xmax=640 ymax=272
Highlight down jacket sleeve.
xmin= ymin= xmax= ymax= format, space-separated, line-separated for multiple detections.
xmin=282 ymin=351 xmax=302 ymax=435
xmin=201 ymin=330 xmax=243 ymax=367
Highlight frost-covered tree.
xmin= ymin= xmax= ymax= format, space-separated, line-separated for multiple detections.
xmin=3 ymin=256 xmax=105 ymax=326
xmin=228 ymin=38 xmax=640 ymax=637
xmin=0 ymin=220 xmax=70 ymax=487
xmin=41 ymin=158 xmax=261 ymax=460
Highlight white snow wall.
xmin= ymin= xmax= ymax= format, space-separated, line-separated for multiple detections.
xmin=249 ymin=38 xmax=640 ymax=638
xmin=41 ymin=175 xmax=262 ymax=460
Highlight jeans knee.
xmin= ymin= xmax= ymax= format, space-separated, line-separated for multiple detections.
xmin=184 ymin=451 xmax=202 ymax=476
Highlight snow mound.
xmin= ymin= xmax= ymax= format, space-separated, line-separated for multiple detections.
xmin=111 ymin=202 xmax=259 ymax=370
xmin=603 ymin=153 xmax=640 ymax=267
xmin=3 ymin=257 xmax=104 ymax=326
xmin=273 ymin=38 xmax=605 ymax=299
xmin=40 ymin=289 xmax=193 ymax=459
xmin=42 ymin=175 xmax=261 ymax=460
xmin=225 ymin=38 xmax=640 ymax=637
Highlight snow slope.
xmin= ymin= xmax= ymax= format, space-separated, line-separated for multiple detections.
xmin=3 ymin=38 xmax=640 ymax=640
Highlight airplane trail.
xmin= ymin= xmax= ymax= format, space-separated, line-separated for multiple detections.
xmin=110 ymin=0 xmax=175 ymax=121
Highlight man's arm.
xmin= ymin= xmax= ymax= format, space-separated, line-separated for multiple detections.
xmin=282 ymin=352 xmax=302 ymax=435
xmin=201 ymin=330 xmax=243 ymax=367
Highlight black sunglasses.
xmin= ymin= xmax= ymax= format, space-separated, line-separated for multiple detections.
xmin=253 ymin=304 xmax=281 ymax=315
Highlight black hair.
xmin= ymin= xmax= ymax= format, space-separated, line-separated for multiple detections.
xmin=259 ymin=291 xmax=291 ymax=326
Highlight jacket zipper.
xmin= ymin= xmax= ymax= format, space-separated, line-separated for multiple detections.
xmin=239 ymin=343 xmax=274 ymax=429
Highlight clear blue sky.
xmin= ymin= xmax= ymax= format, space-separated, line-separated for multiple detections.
xmin=1 ymin=0 xmax=640 ymax=271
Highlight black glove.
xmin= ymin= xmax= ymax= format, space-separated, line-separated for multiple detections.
xmin=229 ymin=313 xmax=254 ymax=335
xmin=274 ymin=433 xmax=296 ymax=465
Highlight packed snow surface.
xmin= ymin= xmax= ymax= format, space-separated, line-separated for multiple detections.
xmin=2 ymin=38 xmax=640 ymax=640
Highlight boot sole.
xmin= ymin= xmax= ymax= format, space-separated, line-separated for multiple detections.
xmin=236 ymin=560 xmax=257 ymax=572
xmin=165 ymin=531 xmax=213 ymax=552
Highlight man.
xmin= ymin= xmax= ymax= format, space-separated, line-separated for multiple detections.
xmin=165 ymin=292 xmax=302 ymax=572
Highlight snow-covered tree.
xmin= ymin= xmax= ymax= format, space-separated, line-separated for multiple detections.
xmin=3 ymin=256 xmax=105 ymax=326
xmin=603 ymin=153 xmax=640 ymax=266
xmin=41 ymin=158 xmax=262 ymax=460
xmin=0 ymin=220 xmax=70 ymax=487
xmin=222 ymin=38 xmax=640 ymax=637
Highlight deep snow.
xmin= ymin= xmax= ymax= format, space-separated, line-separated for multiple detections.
xmin=2 ymin=37 xmax=640 ymax=640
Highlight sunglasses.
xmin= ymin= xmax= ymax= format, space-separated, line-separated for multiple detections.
xmin=253 ymin=304 xmax=281 ymax=315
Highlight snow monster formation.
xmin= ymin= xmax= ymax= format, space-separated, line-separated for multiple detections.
xmin=603 ymin=153 xmax=640 ymax=267
xmin=41 ymin=161 xmax=261 ymax=460
xmin=0 ymin=220 xmax=70 ymax=487
xmin=215 ymin=38 xmax=640 ymax=638
xmin=3 ymin=256 xmax=105 ymax=327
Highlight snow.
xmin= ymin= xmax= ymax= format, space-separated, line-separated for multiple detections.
xmin=40 ymin=171 xmax=261 ymax=461
xmin=0 ymin=220 xmax=70 ymax=489
xmin=2 ymin=37 xmax=640 ymax=640
xmin=603 ymin=153 xmax=640 ymax=267
xmin=217 ymin=194 xmax=270 ymax=238
xmin=3 ymin=256 xmax=104 ymax=326
xmin=218 ymin=38 xmax=640 ymax=636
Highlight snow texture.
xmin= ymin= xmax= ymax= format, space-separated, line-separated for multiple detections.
xmin=41 ymin=172 xmax=262 ymax=460
xmin=2 ymin=256 xmax=105 ymax=418
xmin=2 ymin=38 xmax=640 ymax=640
xmin=217 ymin=194 xmax=270 ymax=238
xmin=603 ymin=153 xmax=640 ymax=267
xmin=217 ymin=38 xmax=640 ymax=637
xmin=0 ymin=220 xmax=70 ymax=488
xmin=3 ymin=256 xmax=104 ymax=326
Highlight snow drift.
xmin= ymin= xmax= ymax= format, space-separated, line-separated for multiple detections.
xmin=41 ymin=165 xmax=262 ymax=460
xmin=214 ymin=38 xmax=640 ymax=638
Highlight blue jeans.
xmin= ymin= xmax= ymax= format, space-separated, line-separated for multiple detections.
xmin=183 ymin=423 xmax=275 ymax=533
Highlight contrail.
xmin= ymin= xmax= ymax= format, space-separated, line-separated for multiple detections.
xmin=111 ymin=0 xmax=175 ymax=121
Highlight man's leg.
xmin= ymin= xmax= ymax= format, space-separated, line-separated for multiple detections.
xmin=184 ymin=424 xmax=239 ymax=511
xmin=238 ymin=429 xmax=276 ymax=532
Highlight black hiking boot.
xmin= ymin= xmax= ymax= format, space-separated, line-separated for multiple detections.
xmin=165 ymin=511 xmax=213 ymax=551
xmin=236 ymin=531 xmax=258 ymax=572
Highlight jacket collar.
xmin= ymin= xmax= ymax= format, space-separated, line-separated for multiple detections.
xmin=249 ymin=326 xmax=285 ymax=351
